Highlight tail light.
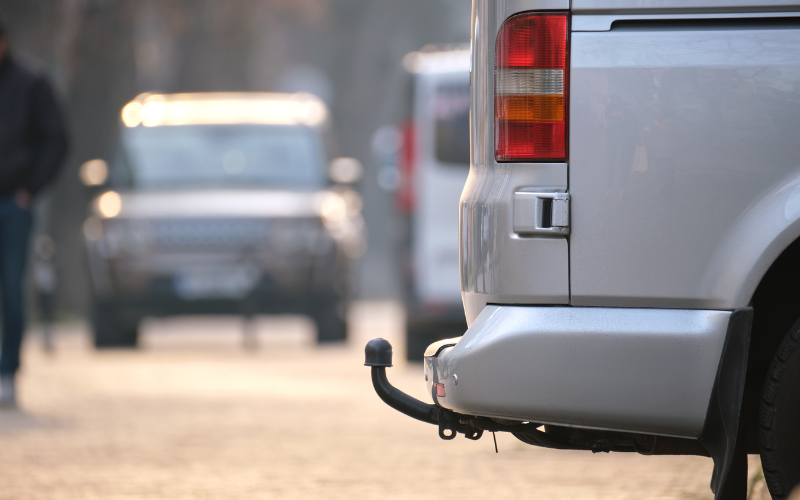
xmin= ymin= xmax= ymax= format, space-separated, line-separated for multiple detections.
xmin=395 ymin=120 xmax=415 ymax=214
xmin=495 ymin=13 xmax=569 ymax=162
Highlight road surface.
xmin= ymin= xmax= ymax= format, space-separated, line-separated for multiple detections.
xmin=0 ymin=302 xmax=769 ymax=500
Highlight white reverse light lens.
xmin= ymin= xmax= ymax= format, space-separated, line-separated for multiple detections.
xmin=495 ymin=68 xmax=564 ymax=95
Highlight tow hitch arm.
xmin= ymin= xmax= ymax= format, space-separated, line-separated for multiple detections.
xmin=364 ymin=337 xmax=482 ymax=440
xmin=364 ymin=337 xmax=587 ymax=448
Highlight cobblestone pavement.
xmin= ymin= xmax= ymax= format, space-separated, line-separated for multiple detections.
xmin=0 ymin=302 xmax=770 ymax=500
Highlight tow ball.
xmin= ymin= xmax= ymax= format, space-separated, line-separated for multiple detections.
xmin=364 ymin=337 xmax=482 ymax=441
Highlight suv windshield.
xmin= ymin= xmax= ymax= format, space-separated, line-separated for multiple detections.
xmin=114 ymin=124 xmax=327 ymax=189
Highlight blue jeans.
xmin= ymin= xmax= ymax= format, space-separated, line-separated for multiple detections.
xmin=0 ymin=196 xmax=32 ymax=375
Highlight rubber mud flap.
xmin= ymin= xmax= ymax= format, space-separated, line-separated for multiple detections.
xmin=699 ymin=308 xmax=753 ymax=500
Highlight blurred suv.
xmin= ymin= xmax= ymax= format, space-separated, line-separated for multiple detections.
xmin=82 ymin=92 xmax=364 ymax=347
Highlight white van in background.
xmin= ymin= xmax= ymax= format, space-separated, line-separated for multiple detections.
xmin=396 ymin=47 xmax=470 ymax=360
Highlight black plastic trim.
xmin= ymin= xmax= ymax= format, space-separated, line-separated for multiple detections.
xmin=611 ymin=17 xmax=800 ymax=31
xmin=699 ymin=307 xmax=753 ymax=500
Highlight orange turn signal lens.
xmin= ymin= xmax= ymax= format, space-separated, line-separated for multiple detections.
xmin=495 ymin=95 xmax=564 ymax=122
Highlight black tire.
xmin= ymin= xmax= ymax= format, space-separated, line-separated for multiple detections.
xmin=759 ymin=317 xmax=800 ymax=499
xmin=313 ymin=302 xmax=347 ymax=343
xmin=92 ymin=301 xmax=140 ymax=348
xmin=405 ymin=316 xmax=468 ymax=362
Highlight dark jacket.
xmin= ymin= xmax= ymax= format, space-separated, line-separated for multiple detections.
xmin=0 ymin=54 xmax=68 ymax=197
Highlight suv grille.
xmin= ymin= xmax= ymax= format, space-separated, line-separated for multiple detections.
xmin=151 ymin=219 xmax=270 ymax=248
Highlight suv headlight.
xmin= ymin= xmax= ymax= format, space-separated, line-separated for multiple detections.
xmin=96 ymin=191 xmax=122 ymax=218
xmin=83 ymin=217 xmax=151 ymax=258
xmin=319 ymin=192 xmax=348 ymax=225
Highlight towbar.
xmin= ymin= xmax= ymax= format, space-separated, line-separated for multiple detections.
xmin=364 ymin=337 xmax=619 ymax=448
xmin=364 ymin=337 xmax=482 ymax=440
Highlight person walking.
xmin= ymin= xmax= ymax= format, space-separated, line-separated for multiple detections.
xmin=0 ymin=18 xmax=68 ymax=408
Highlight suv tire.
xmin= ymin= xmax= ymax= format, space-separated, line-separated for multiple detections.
xmin=92 ymin=301 xmax=140 ymax=348
xmin=313 ymin=301 xmax=347 ymax=343
xmin=759 ymin=317 xmax=800 ymax=499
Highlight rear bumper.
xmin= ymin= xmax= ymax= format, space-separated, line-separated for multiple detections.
xmin=424 ymin=305 xmax=733 ymax=438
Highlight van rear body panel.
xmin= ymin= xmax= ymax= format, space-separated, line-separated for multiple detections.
xmin=462 ymin=0 xmax=571 ymax=325
xmin=570 ymin=21 xmax=800 ymax=308
xmin=460 ymin=164 xmax=569 ymax=323
xmin=465 ymin=0 xmax=800 ymax=319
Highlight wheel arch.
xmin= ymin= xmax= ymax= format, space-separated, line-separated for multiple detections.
xmin=704 ymin=174 xmax=800 ymax=309
xmin=742 ymin=225 xmax=800 ymax=452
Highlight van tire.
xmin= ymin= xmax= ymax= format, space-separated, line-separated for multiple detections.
xmin=759 ymin=317 xmax=800 ymax=499
xmin=405 ymin=317 xmax=468 ymax=362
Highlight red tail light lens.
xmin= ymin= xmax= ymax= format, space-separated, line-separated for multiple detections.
xmin=495 ymin=13 xmax=568 ymax=162
xmin=395 ymin=120 xmax=415 ymax=214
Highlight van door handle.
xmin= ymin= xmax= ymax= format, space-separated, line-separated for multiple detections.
xmin=513 ymin=192 xmax=570 ymax=235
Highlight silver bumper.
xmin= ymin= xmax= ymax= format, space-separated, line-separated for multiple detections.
xmin=424 ymin=305 xmax=732 ymax=438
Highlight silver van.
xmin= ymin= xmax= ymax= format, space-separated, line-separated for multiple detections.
xmin=397 ymin=47 xmax=470 ymax=360
xmin=365 ymin=3 xmax=800 ymax=499
xmin=83 ymin=92 xmax=364 ymax=347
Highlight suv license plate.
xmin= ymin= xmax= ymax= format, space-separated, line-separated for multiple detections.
xmin=173 ymin=267 xmax=259 ymax=300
